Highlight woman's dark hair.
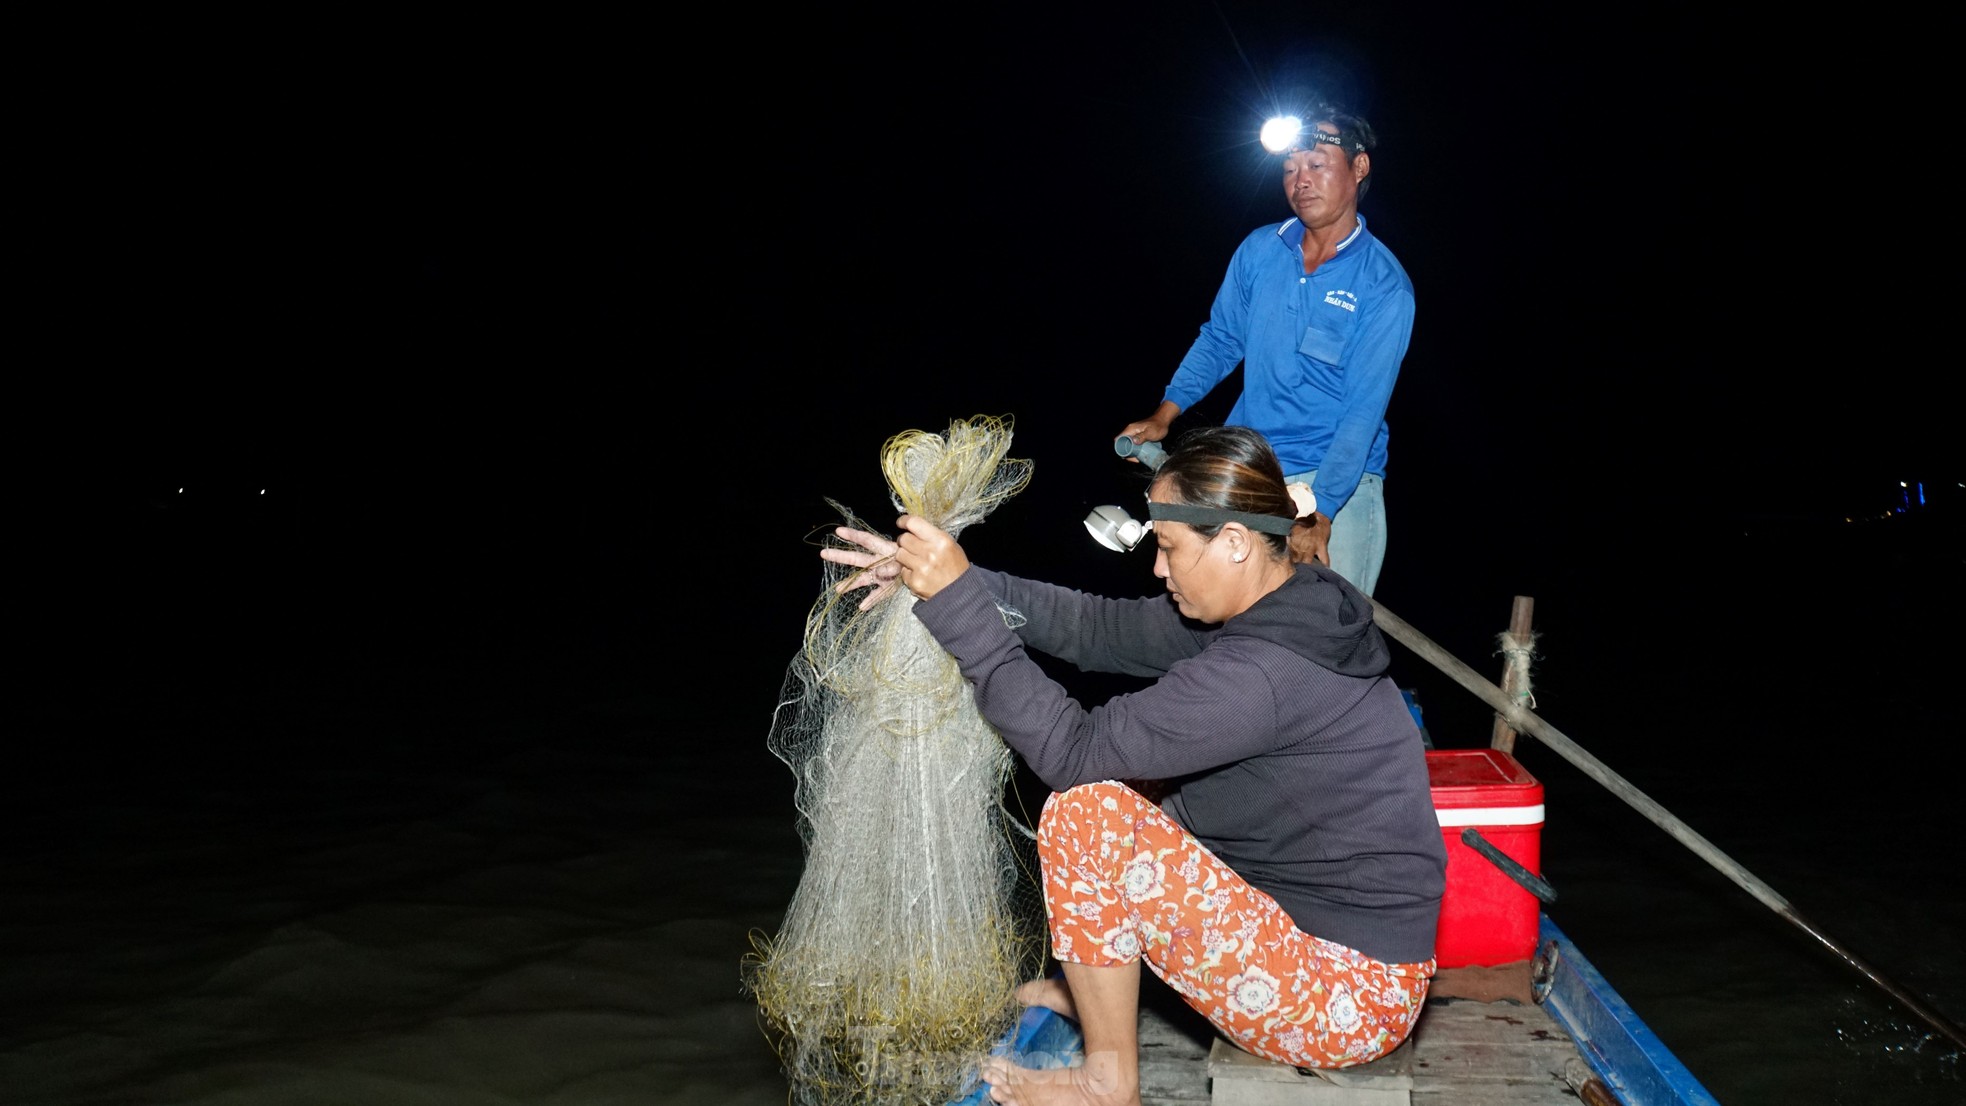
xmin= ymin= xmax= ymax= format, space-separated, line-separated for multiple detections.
xmin=1153 ymin=426 xmax=1296 ymax=554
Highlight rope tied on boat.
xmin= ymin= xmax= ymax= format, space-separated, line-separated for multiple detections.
xmin=1494 ymin=629 xmax=1540 ymax=715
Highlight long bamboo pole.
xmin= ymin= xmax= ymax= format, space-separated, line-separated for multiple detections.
xmin=1370 ymin=597 xmax=1966 ymax=1051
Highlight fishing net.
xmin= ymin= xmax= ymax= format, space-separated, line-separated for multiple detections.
xmin=746 ymin=414 xmax=1048 ymax=1105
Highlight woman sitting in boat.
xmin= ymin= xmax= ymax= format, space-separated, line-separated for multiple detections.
xmin=823 ymin=425 xmax=1447 ymax=1105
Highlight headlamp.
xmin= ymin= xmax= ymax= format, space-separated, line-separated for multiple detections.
xmin=1084 ymin=505 xmax=1151 ymax=552
xmin=1260 ymin=115 xmax=1363 ymax=155
xmin=1082 ymin=501 xmax=1300 ymax=554
xmin=1083 ymin=434 xmax=1305 ymax=552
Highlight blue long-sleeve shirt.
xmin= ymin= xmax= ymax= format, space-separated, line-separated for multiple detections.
xmin=1164 ymin=215 xmax=1415 ymax=521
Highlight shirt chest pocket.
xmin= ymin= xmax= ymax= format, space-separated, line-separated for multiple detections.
xmin=1298 ymin=325 xmax=1349 ymax=366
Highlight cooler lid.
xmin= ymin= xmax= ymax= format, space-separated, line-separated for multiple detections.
xmin=1426 ymin=747 xmax=1544 ymax=809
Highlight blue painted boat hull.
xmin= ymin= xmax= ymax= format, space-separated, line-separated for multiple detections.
xmin=1537 ymin=914 xmax=1719 ymax=1106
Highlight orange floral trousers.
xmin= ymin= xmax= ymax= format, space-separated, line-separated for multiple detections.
xmin=1036 ymin=780 xmax=1434 ymax=1068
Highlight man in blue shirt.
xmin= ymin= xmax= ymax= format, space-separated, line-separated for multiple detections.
xmin=1120 ymin=103 xmax=1412 ymax=596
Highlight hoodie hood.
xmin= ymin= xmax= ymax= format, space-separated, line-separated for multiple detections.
xmin=1224 ymin=562 xmax=1389 ymax=677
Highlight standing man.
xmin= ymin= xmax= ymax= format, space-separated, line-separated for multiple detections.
xmin=1120 ymin=102 xmax=1412 ymax=596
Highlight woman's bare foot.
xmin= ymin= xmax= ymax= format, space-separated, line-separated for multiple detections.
xmin=981 ymin=1052 xmax=1138 ymax=1106
xmin=1014 ymin=977 xmax=1077 ymax=1020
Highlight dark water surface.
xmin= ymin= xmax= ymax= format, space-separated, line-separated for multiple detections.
xmin=7 ymin=482 xmax=1959 ymax=1106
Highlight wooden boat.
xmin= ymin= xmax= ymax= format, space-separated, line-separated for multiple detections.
xmin=953 ymin=909 xmax=1716 ymax=1105
xmin=945 ymin=592 xmax=1959 ymax=1104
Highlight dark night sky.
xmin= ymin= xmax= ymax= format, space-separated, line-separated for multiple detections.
xmin=15 ymin=6 xmax=1957 ymax=758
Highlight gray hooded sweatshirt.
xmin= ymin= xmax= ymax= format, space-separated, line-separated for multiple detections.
xmin=913 ymin=560 xmax=1447 ymax=965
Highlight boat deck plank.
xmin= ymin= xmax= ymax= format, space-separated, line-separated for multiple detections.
xmin=1135 ymin=985 xmax=1592 ymax=1105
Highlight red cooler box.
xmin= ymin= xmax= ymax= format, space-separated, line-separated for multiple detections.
xmin=1426 ymin=748 xmax=1545 ymax=968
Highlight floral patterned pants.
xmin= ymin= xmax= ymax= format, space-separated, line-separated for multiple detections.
xmin=1036 ymin=780 xmax=1434 ymax=1069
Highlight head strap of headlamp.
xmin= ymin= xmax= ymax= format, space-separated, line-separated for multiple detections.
xmin=1294 ymin=131 xmax=1365 ymax=155
xmin=1147 ymin=502 xmax=1296 ymax=536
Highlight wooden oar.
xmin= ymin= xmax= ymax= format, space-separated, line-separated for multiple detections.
xmin=1369 ymin=597 xmax=1966 ymax=1052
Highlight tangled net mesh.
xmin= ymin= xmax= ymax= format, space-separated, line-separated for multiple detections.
xmin=746 ymin=414 xmax=1048 ymax=1105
